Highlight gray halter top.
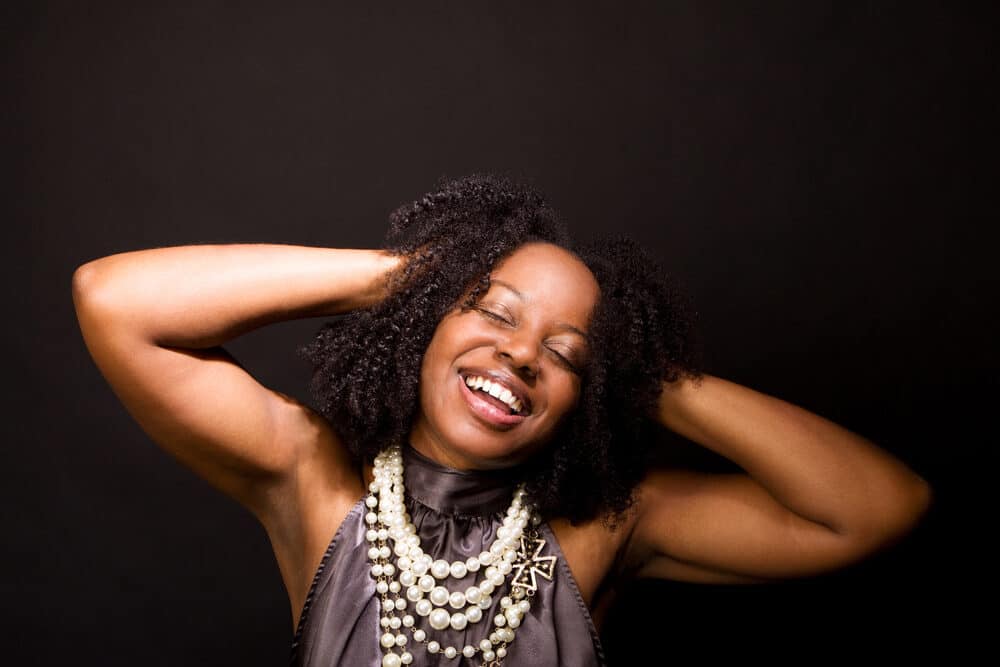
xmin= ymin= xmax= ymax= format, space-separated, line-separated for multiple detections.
xmin=289 ymin=445 xmax=607 ymax=666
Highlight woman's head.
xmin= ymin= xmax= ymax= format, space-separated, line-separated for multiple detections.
xmin=410 ymin=240 xmax=600 ymax=472
xmin=298 ymin=173 xmax=704 ymax=523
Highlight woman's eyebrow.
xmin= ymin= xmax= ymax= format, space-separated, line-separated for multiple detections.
xmin=489 ymin=278 xmax=588 ymax=340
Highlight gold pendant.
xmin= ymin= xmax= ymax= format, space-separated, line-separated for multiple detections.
xmin=510 ymin=533 xmax=557 ymax=595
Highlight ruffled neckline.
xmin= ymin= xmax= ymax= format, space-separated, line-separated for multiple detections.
xmin=402 ymin=444 xmax=526 ymax=517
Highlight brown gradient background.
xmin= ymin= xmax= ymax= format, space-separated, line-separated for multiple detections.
xmin=4 ymin=2 xmax=991 ymax=665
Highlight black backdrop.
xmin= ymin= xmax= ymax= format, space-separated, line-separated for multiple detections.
xmin=5 ymin=2 xmax=991 ymax=665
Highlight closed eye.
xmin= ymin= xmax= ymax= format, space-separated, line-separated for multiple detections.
xmin=474 ymin=307 xmax=511 ymax=325
xmin=546 ymin=344 xmax=583 ymax=373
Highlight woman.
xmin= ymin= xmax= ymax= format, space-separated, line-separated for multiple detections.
xmin=72 ymin=173 xmax=932 ymax=666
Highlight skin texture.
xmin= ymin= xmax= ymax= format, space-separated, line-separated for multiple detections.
xmin=409 ymin=242 xmax=600 ymax=471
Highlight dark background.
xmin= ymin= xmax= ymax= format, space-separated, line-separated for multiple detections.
xmin=5 ymin=1 xmax=992 ymax=664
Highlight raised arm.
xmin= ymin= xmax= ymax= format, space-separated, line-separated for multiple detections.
xmin=71 ymin=243 xmax=403 ymax=521
xmin=626 ymin=374 xmax=933 ymax=584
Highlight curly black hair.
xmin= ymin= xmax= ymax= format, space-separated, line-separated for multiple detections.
xmin=297 ymin=173 xmax=705 ymax=525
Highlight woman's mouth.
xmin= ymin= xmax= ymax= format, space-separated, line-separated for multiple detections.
xmin=458 ymin=373 xmax=528 ymax=427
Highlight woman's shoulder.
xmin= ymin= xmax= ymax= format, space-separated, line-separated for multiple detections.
xmin=547 ymin=504 xmax=641 ymax=608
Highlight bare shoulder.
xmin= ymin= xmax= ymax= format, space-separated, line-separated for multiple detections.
xmin=548 ymin=504 xmax=642 ymax=607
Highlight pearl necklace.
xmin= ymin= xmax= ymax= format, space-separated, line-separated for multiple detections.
xmin=366 ymin=445 xmax=555 ymax=667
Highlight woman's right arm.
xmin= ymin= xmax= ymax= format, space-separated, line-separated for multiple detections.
xmin=71 ymin=244 xmax=404 ymax=522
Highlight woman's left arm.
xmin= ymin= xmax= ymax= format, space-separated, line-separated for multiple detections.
xmin=627 ymin=373 xmax=933 ymax=583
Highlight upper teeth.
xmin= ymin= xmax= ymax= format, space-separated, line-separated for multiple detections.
xmin=463 ymin=375 xmax=524 ymax=414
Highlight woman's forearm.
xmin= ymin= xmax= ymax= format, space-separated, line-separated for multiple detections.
xmin=655 ymin=374 xmax=932 ymax=538
xmin=73 ymin=243 xmax=404 ymax=348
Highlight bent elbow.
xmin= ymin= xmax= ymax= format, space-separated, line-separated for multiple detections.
xmin=851 ymin=478 xmax=934 ymax=553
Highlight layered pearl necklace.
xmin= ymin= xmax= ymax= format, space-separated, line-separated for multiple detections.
xmin=366 ymin=445 xmax=555 ymax=667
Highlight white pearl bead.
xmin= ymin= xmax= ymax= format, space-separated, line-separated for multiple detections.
xmin=395 ymin=634 xmax=407 ymax=647
xmin=466 ymin=606 xmax=482 ymax=623
xmin=429 ymin=608 xmax=450 ymax=630
xmin=400 ymin=652 xmax=412 ymax=665
xmin=517 ymin=600 xmax=530 ymax=613
xmin=430 ymin=559 xmax=450 ymax=579
xmin=466 ymin=556 xmax=480 ymax=572
xmin=479 ymin=551 xmax=494 ymax=565
xmin=399 ymin=571 xmax=415 ymax=587
xmin=465 ymin=586 xmax=482 ymax=604
xmin=429 ymin=586 xmax=449 ymax=607
xmin=411 ymin=559 xmax=428 ymax=576
xmin=498 ymin=560 xmax=512 ymax=575
xmin=406 ymin=586 xmax=422 ymax=602
xmin=427 ymin=641 xmax=440 ymax=653
xmin=450 ymin=612 xmax=467 ymax=630
xmin=382 ymin=653 xmax=401 ymax=667
xmin=444 ymin=646 xmax=457 ymax=658
xmin=494 ymin=614 xmax=506 ymax=626
xmin=402 ymin=615 xmax=414 ymax=627
xmin=389 ymin=617 xmax=401 ymax=629
xmin=448 ymin=591 xmax=466 ymax=609
xmin=449 ymin=561 xmax=467 ymax=578
xmin=462 ymin=645 xmax=476 ymax=657
xmin=376 ymin=581 xmax=388 ymax=594
xmin=389 ymin=581 xmax=401 ymax=593
xmin=381 ymin=633 xmax=396 ymax=648
xmin=366 ymin=529 xmax=379 ymax=542
xmin=418 ymin=575 xmax=435 ymax=592
xmin=415 ymin=599 xmax=432 ymax=616
xmin=394 ymin=598 xmax=406 ymax=611
xmin=483 ymin=650 xmax=496 ymax=662
xmin=480 ymin=639 xmax=493 ymax=651
xmin=496 ymin=647 xmax=507 ymax=658
xmin=413 ymin=629 xmax=425 ymax=642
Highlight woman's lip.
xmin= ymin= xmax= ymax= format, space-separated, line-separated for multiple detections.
xmin=458 ymin=373 xmax=527 ymax=428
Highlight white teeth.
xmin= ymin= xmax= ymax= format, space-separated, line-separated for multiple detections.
xmin=462 ymin=374 xmax=525 ymax=414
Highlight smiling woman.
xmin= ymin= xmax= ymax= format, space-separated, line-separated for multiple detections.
xmin=72 ymin=172 xmax=931 ymax=667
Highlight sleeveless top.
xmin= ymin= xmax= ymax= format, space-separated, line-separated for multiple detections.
xmin=289 ymin=445 xmax=607 ymax=666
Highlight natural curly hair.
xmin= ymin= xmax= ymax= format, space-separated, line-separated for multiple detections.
xmin=297 ymin=173 xmax=705 ymax=525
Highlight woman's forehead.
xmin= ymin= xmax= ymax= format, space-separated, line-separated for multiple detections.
xmin=486 ymin=243 xmax=600 ymax=320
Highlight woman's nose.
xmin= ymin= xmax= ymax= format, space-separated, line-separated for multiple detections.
xmin=495 ymin=332 xmax=539 ymax=378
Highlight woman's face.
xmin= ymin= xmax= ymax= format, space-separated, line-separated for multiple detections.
xmin=409 ymin=241 xmax=601 ymax=471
